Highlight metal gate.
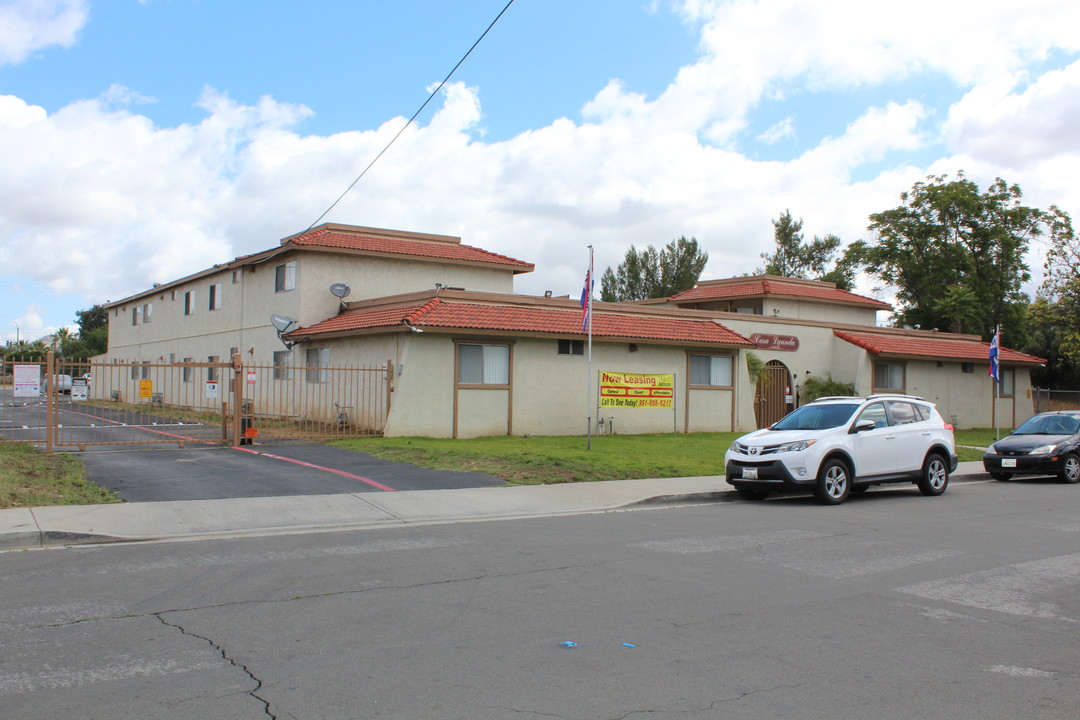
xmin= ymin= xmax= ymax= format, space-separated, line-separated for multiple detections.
xmin=754 ymin=360 xmax=793 ymax=428
xmin=1 ymin=352 xmax=392 ymax=451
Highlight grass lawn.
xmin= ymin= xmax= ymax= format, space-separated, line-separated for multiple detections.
xmin=335 ymin=432 xmax=740 ymax=485
xmin=0 ymin=443 xmax=120 ymax=509
xmin=337 ymin=429 xmax=992 ymax=485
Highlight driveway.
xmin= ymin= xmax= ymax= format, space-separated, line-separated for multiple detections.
xmin=75 ymin=441 xmax=504 ymax=502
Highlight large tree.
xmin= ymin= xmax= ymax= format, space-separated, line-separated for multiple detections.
xmin=600 ymin=236 xmax=708 ymax=301
xmin=62 ymin=303 xmax=109 ymax=358
xmin=1027 ymin=210 xmax=1080 ymax=385
xmin=758 ymin=210 xmax=855 ymax=290
xmin=849 ymin=173 xmax=1068 ymax=340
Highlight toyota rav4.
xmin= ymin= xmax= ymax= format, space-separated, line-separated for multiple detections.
xmin=724 ymin=395 xmax=957 ymax=505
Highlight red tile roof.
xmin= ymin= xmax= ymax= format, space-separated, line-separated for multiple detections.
xmin=286 ymin=227 xmax=534 ymax=272
xmin=834 ymin=330 xmax=1045 ymax=365
xmin=671 ymin=277 xmax=891 ymax=309
xmin=291 ymin=299 xmax=754 ymax=346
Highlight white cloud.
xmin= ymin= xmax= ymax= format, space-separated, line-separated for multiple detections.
xmin=943 ymin=61 xmax=1080 ymax=168
xmin=758 ymin=117 xmax=795 ymax=144
xmin=0 ymin=0 xmax=87 ymax=65
xmin=1 ymin=0 xmax=1079 ymax=335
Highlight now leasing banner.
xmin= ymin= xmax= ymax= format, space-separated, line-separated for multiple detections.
xmin=599 ymin=371 xmax=674 ymax=409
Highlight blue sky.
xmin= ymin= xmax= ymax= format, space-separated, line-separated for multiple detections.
xmin=2 ymin=0 xmax=1080 ymax=344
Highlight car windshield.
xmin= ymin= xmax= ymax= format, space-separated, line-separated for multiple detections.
xmin=1013 ymin=414 xmax=1080 ymax=436
xmin=771 ymin=403 xmax=860 ymax=431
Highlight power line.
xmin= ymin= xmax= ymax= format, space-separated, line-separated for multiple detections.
xmin=307 ymin=0 xmax=516 ymax=230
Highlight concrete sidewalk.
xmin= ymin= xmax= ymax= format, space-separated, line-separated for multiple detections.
xmin=0 ymin=462 xmax=991 ymax=550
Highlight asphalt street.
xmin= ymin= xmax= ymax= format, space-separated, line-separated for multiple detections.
xmin=76 ymin=442 xmax=504 ymax=501
xmin=2 ymin=477 xmax=1078 ymax=719
xmin=3 ymin=388 xmax=504 ymax=500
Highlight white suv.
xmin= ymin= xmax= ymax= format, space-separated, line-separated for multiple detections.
xmin=724 ymin=395 xmax=957 ymax=505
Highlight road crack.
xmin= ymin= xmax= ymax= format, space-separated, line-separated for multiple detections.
xmin=155 ymin=613 xmax=277 ymax=719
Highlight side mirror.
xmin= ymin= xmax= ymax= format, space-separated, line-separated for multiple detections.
xmin=852 ymin=419 xmax=876 ymax=433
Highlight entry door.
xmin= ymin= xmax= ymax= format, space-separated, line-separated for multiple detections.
xmin=755 ymin=360 xmax=793 ymax=428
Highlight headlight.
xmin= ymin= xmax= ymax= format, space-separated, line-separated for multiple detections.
xmin=1030 ymin=444 xmax=1059 ymax=455
xmin=777 ymin=439 xmax=815 ymax=453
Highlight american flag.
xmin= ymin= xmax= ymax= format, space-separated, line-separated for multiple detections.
xmin=580 ymin=267 xmax=592 ymax=331
xmin=988 ymin=327 xmax=1000 ymax=382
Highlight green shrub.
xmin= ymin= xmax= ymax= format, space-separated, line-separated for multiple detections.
xmin=800 ymin=374 xmax=855 ymax=403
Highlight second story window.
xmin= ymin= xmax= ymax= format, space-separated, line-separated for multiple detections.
xmin=209 ymin=283 xmax=223 ymax=311
xmin=275 ymin=262 xmax=296 ymax=293
xmin=184 ymin=291 xmax=196 ymax=316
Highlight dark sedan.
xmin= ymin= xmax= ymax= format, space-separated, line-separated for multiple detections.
xmin=983 ymin=411 xmax=1080 ymax=483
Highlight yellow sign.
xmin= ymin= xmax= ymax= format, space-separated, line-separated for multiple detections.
xmin=139 ymin=379 xmax=153 ymax=399
xmin=599 ymin=371 xmax=674 ymax=409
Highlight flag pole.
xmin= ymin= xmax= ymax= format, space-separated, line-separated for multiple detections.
xmin=585 ymin=246 xmax=594 ymax=450
xmin=995 ymin=326 xmax=1000 ymax=441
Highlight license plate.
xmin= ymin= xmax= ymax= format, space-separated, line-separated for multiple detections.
xmin=743 ymin=467 xmax=758 ymax=479
xmin=1002 ymin=458 xmax=1017 ymax=468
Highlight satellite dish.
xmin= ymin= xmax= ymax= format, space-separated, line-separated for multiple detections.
xmin=329 ymin=283 xmax=352 ymax=299
xmin=270 ymin=314 xmax=298 ymax=333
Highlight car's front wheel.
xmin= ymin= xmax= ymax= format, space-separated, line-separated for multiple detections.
xmin=1060 ymin=453 xmax=1080 ymax=484
xmin=918 ymin=453 xmax=949 ymax=496
xmin=814 ymin=459 xmax=850 ymax=505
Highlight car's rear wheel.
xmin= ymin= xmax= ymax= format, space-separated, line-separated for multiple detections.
xmin=1059 ymin=453 xmax=1080 ymax=483
xmin=814 ymin=459 xmax=850 ymax=505
xmin=735 ymin=486 xmax=770 ymax=501
xmin=990 ymin=471 xmax=1012 ymax=481
xmin=918 ymin=453 xmax=949 ymax=496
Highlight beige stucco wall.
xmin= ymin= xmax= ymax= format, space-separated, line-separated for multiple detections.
xmin=712 ymin=315 xmax=1036 ymax=430
xmin=692 ymin=298 xmax=880 ymax=326
xmin=106 ymin=252 xmax=517 ymax=368
xmin=847 ymin=355 xmax=1036 ymax=429
xmin=767 ymin=298 xmax=882 ymax=326
xmin=340 ymin=334 xmax=741 ymax=438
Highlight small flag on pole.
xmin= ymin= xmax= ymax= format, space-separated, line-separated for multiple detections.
xmin=988 ymin=327 xmax=1000 ymax=382
xmin=580 ymin=268 xmax=592 ymax=331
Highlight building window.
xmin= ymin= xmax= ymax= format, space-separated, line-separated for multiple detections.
xmin=273 ymin=350 xmax=293 ymax=380
xmin=1000 ymin=368 xmax=1015 ymax=397
xmin=182 ymin=357 xmax=193 ymax=383
xmin=130 ymin=361 xmax=139 ymax=380
xmin=141 ymin=360 xmax=151 ymax=380
xmin=207 ymin=355 xmax=220 ymax=383
xmin=232 ymin=270 xmax=240 ymax=284
xmin=558 ymin=339 xmax=584 ymax=356
xmin=458 ymin=343 xmax=510 ymax=385
xmin=209 ymin=283 xmax=222 ymax=311
xmin=689 ymin=354 xmax=733 ymax=387
xmin=306 ymin=347 xmax=330 ymax=383
xmin=184 ymin=291 xmax=196 ymax=316
xmin=132 ymin=307 xmax=140 ymax=326
xmin=873 ymin=362 xmax=905 ymax=393
xmin=275 ymin=262 xmax=296 ymax=293
xmin=962 ymin=362 xmax=974 ymax=374
xmin=142 ymin=303 xmax=153 ymax=323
